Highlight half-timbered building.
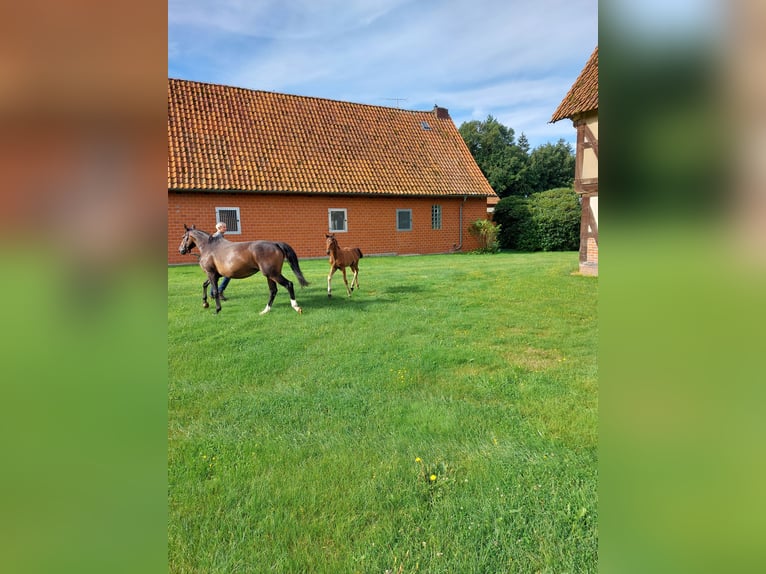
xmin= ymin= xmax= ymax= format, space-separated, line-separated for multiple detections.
xmin=551 ymin=47 xmax=599 ymax=275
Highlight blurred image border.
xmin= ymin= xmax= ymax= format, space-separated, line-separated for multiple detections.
xmin=600 ymin=0 xmax=766 ymax=572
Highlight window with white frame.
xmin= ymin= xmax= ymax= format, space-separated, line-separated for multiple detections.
xmin=431 ymin=204 xmax=442 ymax=230
xmin=216 ymin=207 xmax=241 ymax=234
xmin=397 ymin=209 xmax=412 ymax=231
xmin=328 ymin=208 xmax=347 ymax=232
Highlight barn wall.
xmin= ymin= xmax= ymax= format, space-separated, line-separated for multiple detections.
xmin=168 ymin=192 xmax=489 ymax=264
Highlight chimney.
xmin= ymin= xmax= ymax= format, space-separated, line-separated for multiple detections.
xmin=433 ymin=106 xmax=450 ymax=119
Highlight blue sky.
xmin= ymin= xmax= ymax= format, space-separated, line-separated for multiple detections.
xmin=168 ymin=0 xmax=598 ymax=150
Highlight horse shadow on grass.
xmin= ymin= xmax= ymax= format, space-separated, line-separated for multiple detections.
xmin=298 ymin=282 xmax=427 ymax=311
xmin=214 ymin=282 xmax=426 ymax=313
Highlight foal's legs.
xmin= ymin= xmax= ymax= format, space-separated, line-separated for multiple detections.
xmin=340 ymin=267 xmax=352 ymax=296
xmin=327 ymin=266 xmax=337 ymax=298
xmin=350 ymin=262 xmax=360 ymax=292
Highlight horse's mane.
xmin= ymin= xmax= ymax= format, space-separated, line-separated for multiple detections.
xmin=189 ymin=228 xmax=233 ymax=249
xmin=188 ymin=228 xmax=211 ymax=241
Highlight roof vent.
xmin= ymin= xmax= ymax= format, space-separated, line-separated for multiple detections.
xmin=420 ymin=121 xmax=431 ymax=130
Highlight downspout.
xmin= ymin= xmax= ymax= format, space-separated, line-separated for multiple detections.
xmin=454 ymin=195 xmax=467 ymax=251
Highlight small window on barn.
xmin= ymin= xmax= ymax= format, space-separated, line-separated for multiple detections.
xmin=216 ymin=207 xmax=241 ymax=234
xmin=397 ymin=209 xmax=412 ymax=232
xmin=431 ymin=205 xmax=442 ymax=230
xmin=421 ymin=121 xmax=431 ymax=130
xmin=328 ymin=208 xmax=347 ymax=232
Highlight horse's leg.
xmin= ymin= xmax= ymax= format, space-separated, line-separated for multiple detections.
xmin=327 ymin=266 xmax=337 ymax=298
xmin=273 ymin=274 xmax=302 ymax=314
xmin=202 ymin=278 xmax=210 ymax=308
xmin=208 ymin=273 xmax=222 ymax=313
xmin=350 ymin=262 xmax=359 ymax=291
xmin=260 ymin=278 xmax=278 ymax=315
xmin=210 ymin=277 xmax=227 ymax=300
xmin=340 ymin=266 xmax=351 ymax=296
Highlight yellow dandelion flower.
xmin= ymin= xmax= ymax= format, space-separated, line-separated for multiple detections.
xmin=415 ymin=457 xmax=422 ymax=463
xmin=430 ymin=474 xmax=437 ymax=482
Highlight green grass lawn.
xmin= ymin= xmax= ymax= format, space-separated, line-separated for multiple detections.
xmin=169 ymin=251 xmax=597 ymax=573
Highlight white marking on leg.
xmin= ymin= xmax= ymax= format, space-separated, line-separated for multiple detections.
xmin=291 ymin=299 xmax=302 ymax=313
xmin=260 ymin=305 xmax=271 ymax=315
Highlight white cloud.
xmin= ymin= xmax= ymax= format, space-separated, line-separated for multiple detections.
xmin=169 ymin=0 xmax=597 ymax=147
xmin=169 ymin=0 xmax=412 ymax=39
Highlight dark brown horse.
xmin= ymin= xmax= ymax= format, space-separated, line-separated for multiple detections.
xmin=179 ymin=225 xmax=309 ymax=314
xmin=325 ymin=233 xmax=363 ymax=298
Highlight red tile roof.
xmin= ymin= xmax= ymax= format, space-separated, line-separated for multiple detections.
xmin=550 ymin=46 xmax=598 ymax=123
xmin=168 ymin=78 xmax=495 ymax=197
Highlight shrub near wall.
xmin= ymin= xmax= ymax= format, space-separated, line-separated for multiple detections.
xmin=493 ymin=195 xmax=529 ymax=250
xmin=468 ymin=219 xmax=500 ymax=253
xmin=494 ymin=188 xmax=581 ymax=252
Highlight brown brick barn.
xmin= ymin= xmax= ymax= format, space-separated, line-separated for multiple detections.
xmin=168 ymin=78 xmax=496 ymax=265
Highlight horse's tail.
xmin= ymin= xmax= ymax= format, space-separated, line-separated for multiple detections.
xmin=276 ymin=242 xmax=310 ymax=287
xmin=354 ymin=248 xmax=363 ymax=259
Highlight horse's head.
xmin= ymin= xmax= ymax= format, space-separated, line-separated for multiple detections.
xmin=179 ymin=224 xmax=197 ymax=255
xmin=325 ymin=233 xmax=337 ymax=255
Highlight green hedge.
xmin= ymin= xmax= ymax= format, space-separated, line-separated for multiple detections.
xmin=493 ymin=188 xmax=581 ymax=251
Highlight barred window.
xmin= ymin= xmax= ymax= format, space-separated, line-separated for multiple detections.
xmin=431 ymin=205 xmax=442 ymax=230
xmin=216 ymin=207 xmax=241 ymax=234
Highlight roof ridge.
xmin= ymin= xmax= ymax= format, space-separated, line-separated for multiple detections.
xmin=168 ymin=77 xmax=440 ymax=116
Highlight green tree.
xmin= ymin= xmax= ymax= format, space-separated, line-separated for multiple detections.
xmin=460 ymin=119 xmax=576 ymax=198
xmin=517 ymin=132 xmax=530 ymax=155
xmin=527 ymin=139 xmax=576 ymax=192
xmin=459 ymin=116 xmax=529 ymax=198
